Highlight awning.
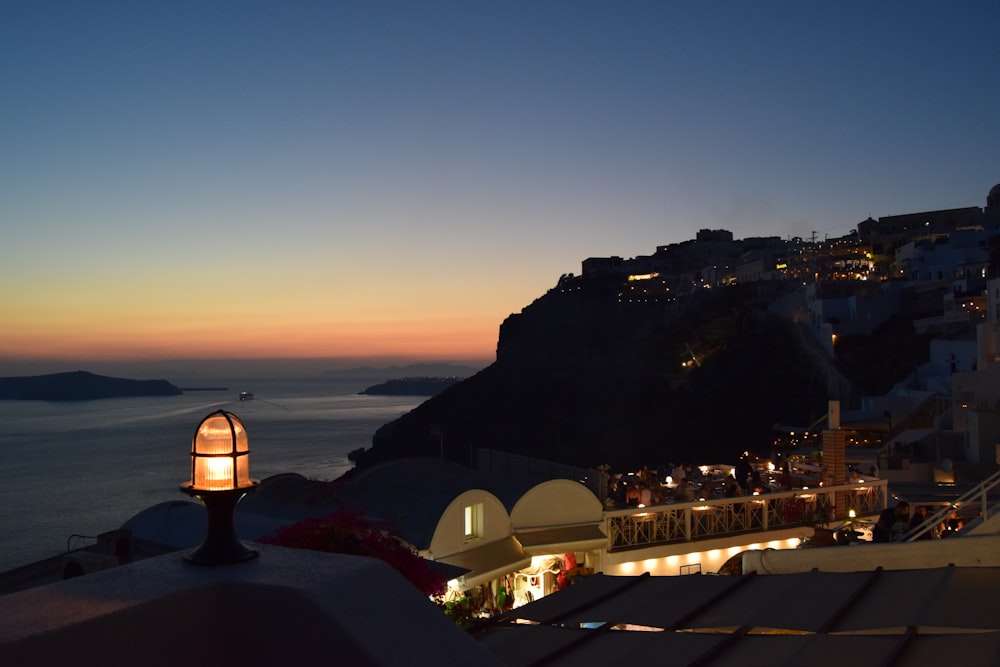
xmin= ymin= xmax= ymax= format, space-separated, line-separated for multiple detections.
xmin=425 ymin=559 xmax=470 ymax=582
xmin=437 ymin=536 xmax=532 ymax=590
xmin=514 ymin=524 xmax=607 ymax=556
xmin=478 ymin=567 xmax=1000 ymax=666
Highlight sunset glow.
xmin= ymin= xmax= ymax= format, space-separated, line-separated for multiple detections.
xmin=2 ymin=2 xmax=996 ymax=367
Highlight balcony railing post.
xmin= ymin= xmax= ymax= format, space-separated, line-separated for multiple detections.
xmin=604 ymin=479 xmax=890 ymax=553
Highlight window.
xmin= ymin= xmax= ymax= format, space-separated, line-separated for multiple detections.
xmin=464 ymin=503 xmax=483 ymax=541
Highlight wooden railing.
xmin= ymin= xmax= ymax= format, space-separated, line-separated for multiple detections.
xmin=604 ymin=480 xmax=888 ymax=551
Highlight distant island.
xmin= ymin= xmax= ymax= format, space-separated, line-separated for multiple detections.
xmin=359 ymin=377 xmax=463 ymax=397
xmin=0 ymin=370 xmax=182 ymax=401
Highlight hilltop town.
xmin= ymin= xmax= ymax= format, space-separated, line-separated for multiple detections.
xmin=360 ymin=183 xmax=1000 ymax=484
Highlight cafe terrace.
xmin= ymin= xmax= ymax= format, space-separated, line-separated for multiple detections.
xmin=116 ymin=456 xmax=890 ymax=606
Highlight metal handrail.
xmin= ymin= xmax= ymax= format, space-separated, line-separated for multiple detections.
xmin=900 ymin=468 xmax=1000 ymax=541
xmin=604 ymin=480 xmax=888 ymax=551
xmin=66 ymin=534 xmax=98 ymax=553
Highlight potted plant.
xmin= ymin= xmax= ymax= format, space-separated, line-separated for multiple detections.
xmin=800 ymin=494 xmax=836 ymax=546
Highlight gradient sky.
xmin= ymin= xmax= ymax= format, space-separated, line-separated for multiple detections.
xmin=3 ymin=1 xmax=999 ymax=368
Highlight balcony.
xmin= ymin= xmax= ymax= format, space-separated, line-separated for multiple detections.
xmin=605 ymin=480 xmax=888 ymax=551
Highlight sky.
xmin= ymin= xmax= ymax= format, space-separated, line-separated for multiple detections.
xmin=2 ymin=1 xmax=999 ymax=372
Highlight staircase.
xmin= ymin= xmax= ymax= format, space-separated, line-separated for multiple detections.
xmin=901 ymin=468 xmax=1000 ymax=541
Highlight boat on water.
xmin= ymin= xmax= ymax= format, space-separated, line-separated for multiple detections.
xmin=239 ymin=391 xmax=255 ymax=401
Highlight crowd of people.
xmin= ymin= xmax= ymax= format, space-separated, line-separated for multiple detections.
xmin=603 ymin=459 xmax=782 ymax=509
xmin=873 ymin=500 xmax=967 ymax=542
xmin=602 ymin=460 xmax=973 ymax=545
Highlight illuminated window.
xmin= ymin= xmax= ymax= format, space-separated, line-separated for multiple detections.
xmin=464 ymin=503 xmax=484 ymax=541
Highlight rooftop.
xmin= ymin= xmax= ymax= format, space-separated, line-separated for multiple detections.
xmin=0 ymin=544 xmax=497 ymax=666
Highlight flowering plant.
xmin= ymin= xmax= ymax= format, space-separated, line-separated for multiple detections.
xmin=257 ymin=509 xmax=446 ymax=597
xmin=801 ymin=494 xmax=834 ymax=529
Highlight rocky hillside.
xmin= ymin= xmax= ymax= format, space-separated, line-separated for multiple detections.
xmin=0 ymin=370 xmax=182 ymax=401
xmin=356 ymin=277 xmax=908 ymax=472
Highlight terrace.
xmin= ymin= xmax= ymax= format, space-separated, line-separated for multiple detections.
xmin=605 ymin=479 xmax=888 ymax=552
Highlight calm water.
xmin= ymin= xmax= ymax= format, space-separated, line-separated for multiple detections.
xmin=0 ymin=376 xmax=422 ymax=572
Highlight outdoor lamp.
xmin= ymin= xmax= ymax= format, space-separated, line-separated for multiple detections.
xmin=180 ymin=410 xmax=259 ymax=565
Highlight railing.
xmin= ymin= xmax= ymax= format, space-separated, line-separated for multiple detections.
xmin=604 ymin=480 xmax=888 ymax=552
xmin=66 ymin=534 xmax=98 ymax=552
xmin=901 ymin=468 xmax=1000 ymax=541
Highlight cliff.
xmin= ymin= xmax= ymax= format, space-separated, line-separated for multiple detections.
xmin=358 ymin=278 xmax=868 ymax=472
xmin=0 ymin=371 xmax=183 ymax=401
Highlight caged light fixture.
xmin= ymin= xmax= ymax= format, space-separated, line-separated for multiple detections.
xmin=180 ymin=410 xmax=259 ymax=565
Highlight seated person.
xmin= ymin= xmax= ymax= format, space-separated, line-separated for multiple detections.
xmin=908 ymin=505 xmax=933 ymax=539
xmin=625 ymin=484 xmax=640 ymax=507
xmin=674 ymin=478 xmax=695 ymax=502
xmin=652 ymin=485 xmax=667 ymax=505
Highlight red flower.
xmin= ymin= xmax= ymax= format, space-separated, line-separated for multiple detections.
xmin=257 ymin=509 xmax=446 ymax=596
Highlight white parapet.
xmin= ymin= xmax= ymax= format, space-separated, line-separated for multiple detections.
xmin=742 ymin=534 xmax=1000 ymax=574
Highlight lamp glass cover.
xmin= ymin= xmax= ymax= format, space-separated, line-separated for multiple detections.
xmin=191 ymin=412 xmax=251 ymax=491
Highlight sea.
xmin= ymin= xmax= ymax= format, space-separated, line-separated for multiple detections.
xmin=0 ymin=375 xmax=424 ymax=572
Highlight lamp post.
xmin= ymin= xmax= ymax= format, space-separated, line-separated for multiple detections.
xmin=180 ymin=410 xmax=259 ymax=565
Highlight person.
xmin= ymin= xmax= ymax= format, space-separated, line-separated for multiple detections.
xmin=941 ymin=515 xmax=965 ymax=538
xmin=608 ymin=478 xmax=624 ymax=506
xmin=735 ymin=457 xmax=753 ymax=491
xmin=652 ymin=484 xmax=667 ymax=505
xmin=779 ymin=462 xmax=794 ymax=490
xmin=908 ymin=505 xmax=933 ymax=540
xmin=625 ymin=483 xmax=640 ymax=507
xmin=872 ymin=501 xmax=910 ymax=543
xmin=674 ymin=478 xmax=695 ymax=502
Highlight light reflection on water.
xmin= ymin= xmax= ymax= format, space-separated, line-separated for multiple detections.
xmin=0 ymin=379 xmax=421 ymax=571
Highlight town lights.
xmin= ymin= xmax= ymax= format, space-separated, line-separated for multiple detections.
xmin=180 ymin=410 xmax=259 ymax=565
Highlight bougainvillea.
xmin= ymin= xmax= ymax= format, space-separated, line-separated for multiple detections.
xmin=257 ymin=509 xmax=447 ymax=597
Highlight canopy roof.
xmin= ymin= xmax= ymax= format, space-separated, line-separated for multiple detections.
xmin=475 ymin=567 xmax=1000 ymax=666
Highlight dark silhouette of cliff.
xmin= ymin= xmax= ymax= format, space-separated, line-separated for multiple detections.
xmin=359 ymin=377 xmax=463 ymax=397
xmin=359 ymin=278 xmax=869 ymax=472
xmin=0 ymin=371 xmax=182 ymax=401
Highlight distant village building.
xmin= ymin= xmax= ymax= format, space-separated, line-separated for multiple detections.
xmin=858 ymin=206 xmax=986 ymax=256
xmin=581 ymin=255 xmax=624 ymax=276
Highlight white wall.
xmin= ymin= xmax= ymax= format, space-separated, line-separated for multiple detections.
xmin=510 ymin=479 xmax=603 ymax=529
xmin=600 ymin=528 xmax=804 ymax=576
xmin=429 ymin=490 xmax=510 ymax=558
xmin=930 ymin=337 xmax=977 ymax=375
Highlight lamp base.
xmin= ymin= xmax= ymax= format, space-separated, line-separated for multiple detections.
xmin=180 ymin=485 xmax=259 ymax=566
xmin=183 ymin=540 xmax=258 ymax=567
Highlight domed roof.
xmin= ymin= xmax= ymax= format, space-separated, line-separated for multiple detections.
xmin=988 ymin=183 xmax=1000 ymax=208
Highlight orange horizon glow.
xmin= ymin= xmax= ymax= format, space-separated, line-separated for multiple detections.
xmin=0 ymin=316 xmax=500 ymax=362
xmin=2 ymin=261 xmax=525 ymax=364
